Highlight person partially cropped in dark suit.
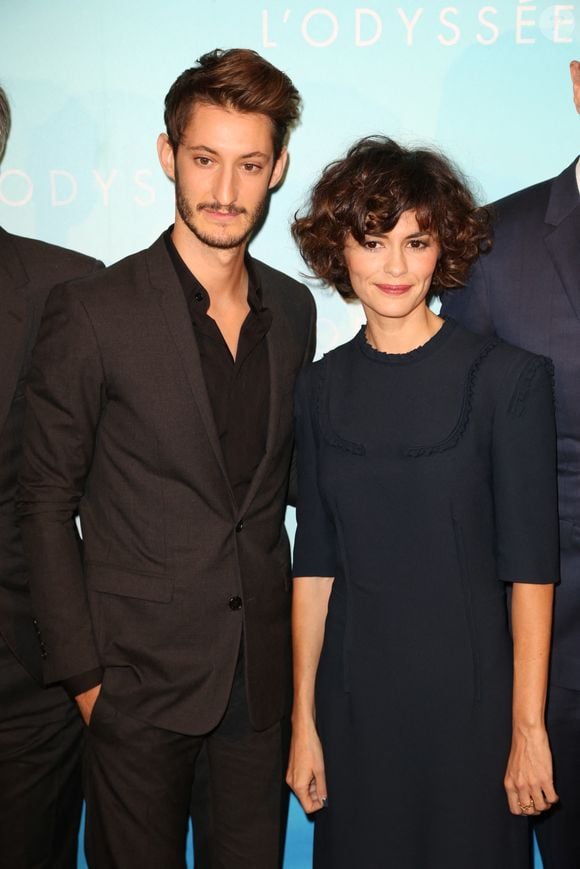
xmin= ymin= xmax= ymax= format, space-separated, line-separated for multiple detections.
xmin=442 ymin=60 xmax=580 ymax=869
xmin=0 ymin=85 xmax=103 ymax=868
xmin=17 ymin=49 xmax=316 ymax=869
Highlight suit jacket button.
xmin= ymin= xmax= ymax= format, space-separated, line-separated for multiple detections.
xmin=235 ymin=520 xmax=244 ymax=533
xmin=228 ymin=596 xmax=242 ymax=611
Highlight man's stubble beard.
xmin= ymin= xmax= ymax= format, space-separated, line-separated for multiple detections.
xmin=175 ymin=173 xmax=268 ymax=251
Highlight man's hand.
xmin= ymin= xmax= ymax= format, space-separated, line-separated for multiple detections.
xmin=75 ymin=683 xmax=102 ymax=726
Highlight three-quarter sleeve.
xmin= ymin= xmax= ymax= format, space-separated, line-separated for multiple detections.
xmin=292 ymin=368 xmax=337 ymax=578
xmin=492 ymin=354 xmax=559 ymax=584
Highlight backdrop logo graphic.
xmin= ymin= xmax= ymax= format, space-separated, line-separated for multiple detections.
xmin=0 ymin=168 xmax=157 ymax=208
xmin=262 ymin=3 xmax=577 ymax=48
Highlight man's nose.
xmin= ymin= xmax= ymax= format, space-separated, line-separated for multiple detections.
xmin=213 ymin=165 xmax=238 ymax=207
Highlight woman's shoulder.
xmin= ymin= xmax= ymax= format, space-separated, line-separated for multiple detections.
xmin=451 ymin=319 xmax=550 ymax=371
xmin=299 ymin=331 xmax=359 ymax=375
xmin=295 ymin=332 xmax=359 ymax=404
xmin=450 ymin=320 xmax=554 ymax=405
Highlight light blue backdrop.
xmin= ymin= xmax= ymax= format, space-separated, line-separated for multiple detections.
xmin=1 ymin=1 xmax=577 ymax=865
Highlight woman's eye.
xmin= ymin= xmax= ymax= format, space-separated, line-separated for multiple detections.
xmin=363 ymin=240 xmax=381 ymax=250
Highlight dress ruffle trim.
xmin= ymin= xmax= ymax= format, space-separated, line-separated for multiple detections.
xmin=404 ymin=339 xmax=500 ymax=458
xmin=315 ymin=356 xmax=366 ymax=456
xmin=507 ymin=355 xmax=555 ymax=418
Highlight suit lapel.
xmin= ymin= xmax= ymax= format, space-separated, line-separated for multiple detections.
xmin=544 ymin=160 xmax=580 ymax=323
xmin=0 ymin=229 xmax=31 ymax=434
xmin=145 ymin=236 xmax=235 ymax=508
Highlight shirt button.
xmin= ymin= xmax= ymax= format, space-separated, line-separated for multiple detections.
xmin=235 ymin=520 xmax=244 ymax=533
xmin=228 ymin=596 xmax=242 ymax=611
xmin=194 ymin=292 xmax=204 ymax=302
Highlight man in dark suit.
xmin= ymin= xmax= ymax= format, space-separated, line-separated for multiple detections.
xmin=18 ymin=49 xmax=316 ymax=868
xmin=442 ymin=60 xmax=580 ymax=869
xmin=0 ymin=86 xmax=103 ymax=867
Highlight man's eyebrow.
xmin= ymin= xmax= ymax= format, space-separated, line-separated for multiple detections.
xmin=186 ymin=145 xmax=270 ymax=160
xmin=186 ymin=144 xmax=219 ymax=155
xmin=239 ymin=151 xmax=269 ymax=160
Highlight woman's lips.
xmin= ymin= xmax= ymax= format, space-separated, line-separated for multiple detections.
xmin=375 ymin=283 xmax=412 ymax=295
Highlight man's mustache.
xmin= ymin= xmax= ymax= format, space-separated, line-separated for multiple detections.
xmin=197 ymin=202 xmax=247 ymax=215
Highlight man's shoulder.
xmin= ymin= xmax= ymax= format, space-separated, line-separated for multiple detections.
xmin=492 ymin=176 xmax=552 ymax=224
xmin=251 ymin=256 xmax=314 ymax=311
xmin=51 ymin=241 xmax=156 ymax=308
xmin=492 ymin=159 xmax=578 ymax=227
xmin=0 ymin=227 xmax=102 ymax=286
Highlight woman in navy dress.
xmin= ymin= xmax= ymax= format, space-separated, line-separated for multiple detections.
xmin=287 ymin=137 xmax=559 ymax=868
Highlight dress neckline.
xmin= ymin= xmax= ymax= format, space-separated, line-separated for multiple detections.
xmin=356 ymin=317 xmax=456 ymax=365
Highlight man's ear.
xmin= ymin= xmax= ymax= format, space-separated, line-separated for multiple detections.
xmin=269 ymin=146 xmax=288 ymax=190
xmin=570 ymin=60 xmax=580 ymax=114
xmin=157 ymin=133 xmax=176 ymax=181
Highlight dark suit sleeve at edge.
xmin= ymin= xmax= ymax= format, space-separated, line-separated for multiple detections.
xmin=17 ymin=282 xmax=105 ymax=685
xmin=440 ymin=254 xmax=496 ymax=335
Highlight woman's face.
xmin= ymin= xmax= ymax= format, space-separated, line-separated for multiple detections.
xmin=343 ymin=210 xmax=440 ymax=323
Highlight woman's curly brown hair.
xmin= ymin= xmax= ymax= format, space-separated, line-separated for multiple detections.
xmin=292 ymin=136 xmax=492 ymax=301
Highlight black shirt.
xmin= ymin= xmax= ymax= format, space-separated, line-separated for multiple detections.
xmin=164 ymin=229 xmax=272 ymax=508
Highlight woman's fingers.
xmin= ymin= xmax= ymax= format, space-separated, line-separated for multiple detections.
xmin=290 ymin=768 xmax=326 ymax=813
xmin=542 ymin=781 xmax=559 ymax=805
xmin=286 ymin=735 xmax=328 ymax=814
xmin=516 ymin=789 xmax=541 ymax=816
xmin=530 ymin=780 xmax=559 ymax=813
xmin=504 ymin=729 xmax=559 ymax=816
xmin=311 ymin=762 xmax=328 ymax=810
xmin=505 ymin=773 xmax=559 ymax=816
xmin=505 ymin=781 xmax=528 ymax=816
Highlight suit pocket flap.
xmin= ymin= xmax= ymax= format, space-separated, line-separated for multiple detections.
xmin=86 ymin=564 xmax=173 ymax=603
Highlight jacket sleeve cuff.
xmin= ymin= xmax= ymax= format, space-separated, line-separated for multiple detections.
xmin=62 ymin=667 xmax=104 ymax=699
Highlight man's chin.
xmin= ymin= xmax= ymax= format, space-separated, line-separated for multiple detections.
xmin=189 ymin=221 xmax=252 ymax=251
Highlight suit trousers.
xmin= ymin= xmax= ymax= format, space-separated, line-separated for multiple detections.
xmin=0 ymin=636 xmax=84 ymax=869
xmin=84 ymin=655 xmax=289 ymax=869
xmin=535 ymin=685 xmax=580 ymax=869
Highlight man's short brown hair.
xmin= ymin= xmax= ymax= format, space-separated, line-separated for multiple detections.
xmin=0 ymin=86 xmax=11 ymax=162
xmin=164 ymin=48 xmax=301 ymax=159
xmin=293 ymin=136 xmax=492 ymax=301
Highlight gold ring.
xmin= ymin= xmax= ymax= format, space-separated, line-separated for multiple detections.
xmin=518 ymin=797 xmax=535 ymax=814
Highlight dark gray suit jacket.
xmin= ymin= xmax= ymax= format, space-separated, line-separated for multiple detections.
xmin=0 ymin=226 xmax=102 ymax=682
xmin=18 ymin=234 xmax=316 ymax=734
xmin=442 ymin=158 xmax=580 ymax=691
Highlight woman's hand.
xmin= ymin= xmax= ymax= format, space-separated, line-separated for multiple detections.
xmin=504 ymin=724 xmax=558 ymax=816
xmin=286 ymin=719 xmax=328 ymax=814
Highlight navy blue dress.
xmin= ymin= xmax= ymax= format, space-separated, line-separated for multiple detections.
xmin=293 ymin=320 xmax=559 ymax=869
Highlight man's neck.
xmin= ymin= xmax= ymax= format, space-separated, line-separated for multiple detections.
xmin=171 ymin=223 xmax=248 ymax=303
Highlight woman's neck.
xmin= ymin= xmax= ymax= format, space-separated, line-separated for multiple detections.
xmin=364 ymin=307 xmax=442 ymax=355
